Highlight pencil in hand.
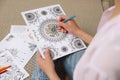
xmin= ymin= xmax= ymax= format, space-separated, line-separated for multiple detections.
xmin=62 ymin=15 xmax=76 ymax=23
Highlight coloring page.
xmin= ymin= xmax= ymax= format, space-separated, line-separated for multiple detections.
xmin=21 ymin=4 xmax=65 ymax=26
xmin=29 ymin=27 xmax=86 ymax=59
xmin=10 ymin=25 xmax=30 ymax=34
xmin=0 ymin=51 xmax=29 ymax=80
xmin=22 ymin=4 xmax=87 ymax=59
xmin=1 ymin=33 xmax=37 ymax=67
xmin=10 ymin=25 xmax=37 ymax=48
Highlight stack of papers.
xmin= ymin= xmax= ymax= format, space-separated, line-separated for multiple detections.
xmin=0 ymin=4 xmax=86 ymax=80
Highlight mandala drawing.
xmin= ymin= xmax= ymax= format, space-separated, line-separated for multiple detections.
xmin=72 ymin=39 xmax=84 ymax=49
xmin=25 ymin=12 xmax=39 ymax=25
xmin=47 ymin=6 xmax=63 ymax=17
xmin=41 ymin=10 xmax=48 ymax=15
xmin=25 ymin=13 xmax=35 ymax=21
xmin=53 ymin=6 xmax=62 ymax=14
xmin=39 ymin=19 xmax=66 ymax=42
xmin=22 ymin=4 xmax=87 ymax=59
xmin=61 ymin=46 xmax=68 ymax=52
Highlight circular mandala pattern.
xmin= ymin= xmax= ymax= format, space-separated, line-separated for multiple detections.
xmin=41 ymin=10 xmax=47 ymax=15
xmin=39 ymin=19 xmax=66 ymax=42
xmin=72 ymin=39 xmax=83 ymax=49
xmin=53 ymin=6 xmax=62 ymax=14
xmin=25 ymin=13 xmax=35 ymax=21
xmin=74 ymin=40 xmax=82 ymax=48
xmin=61 ymin=46 xmax=68 ymax=52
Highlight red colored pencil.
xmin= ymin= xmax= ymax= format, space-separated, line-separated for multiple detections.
xmin=0 ymin=69 xmax=7 ymax=74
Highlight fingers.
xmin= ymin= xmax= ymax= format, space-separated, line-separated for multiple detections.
xmin=58 ymin=26 xmax=67 ymax=33
xmin=58 ymin=15 xmax=69 ymax=33
xmin=58 ymin=15 xmax=69 ymax=22
xmin=36 ymin=48 xmax=52 ymax=61
xmin=58 ymin=22 xmax=66 ymax=27
xmin=58 ymin=27 xmax=67 ymax=33
xmin=61 ymin=28 xmax=68 ymax=33
xmin=36 ymin=52 xmax=43 ymax=62
xmin=45 ymin=48 xmax=51 ymax=59
xmin=58 ymin=22 xmax=68 ymax=33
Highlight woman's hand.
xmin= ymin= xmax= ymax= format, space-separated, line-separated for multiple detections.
xmin=58 ymin=15 xmax=80 ymax=36
xmin=37 ymin=48 xmax=60 ymax=80
xmin=58 ymin=15 xmax=93 ymax=44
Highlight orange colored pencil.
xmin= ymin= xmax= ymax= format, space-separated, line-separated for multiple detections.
xmin=0 ymin=65 xmax=11 ymax=71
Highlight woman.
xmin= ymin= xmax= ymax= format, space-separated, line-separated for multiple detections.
xmin=35 ymin=0 xmax=120 ymax=80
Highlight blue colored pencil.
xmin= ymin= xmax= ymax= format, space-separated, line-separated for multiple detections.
xmin=62 ymin=16 xmax=76 ymax=23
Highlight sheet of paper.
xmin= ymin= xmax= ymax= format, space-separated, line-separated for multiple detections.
xmin=21 ymin=4 xmax=87 ymax=59
xmin=0 ymin=51 xmax=29 ymax=80
xmin=1 ymin=33 xmax=37 ymax=67
xmin=10 ymin=25 xmax=29 ymax=33
xmin=29 ymin=27 xmax=87 ymax=59
xmin=10 ymin=25 xmax=36 ymax=45
xmin=21 ymin=4 xmax=65 ymax=26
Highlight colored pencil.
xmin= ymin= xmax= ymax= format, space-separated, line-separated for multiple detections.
xmin=62 ymin=16 xmax=76 ymax=23
xmin=0 ymin=69 xmax=7 ymax=74
xmin=0 ymin=65 xmax=11 ymax=71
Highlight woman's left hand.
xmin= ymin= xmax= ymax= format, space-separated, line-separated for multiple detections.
xmin=36 ymin=48 xmax=60 ymax=80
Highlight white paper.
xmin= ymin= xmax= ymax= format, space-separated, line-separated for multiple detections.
xmin=1 ymin=33 xmax=37 ymax=67
xmin=21 ymin=4 xmax=65 ymax=26
xmin=21 ymin=4 xmax=87 ymax=59
xmin=10 ymin=25 xmax=28 ymax=33
xmin=0 ymin=51 xmax=29 ymax=80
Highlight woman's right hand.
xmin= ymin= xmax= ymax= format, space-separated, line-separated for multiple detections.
xmin=58 ymin=15 xmax=80 ymax=36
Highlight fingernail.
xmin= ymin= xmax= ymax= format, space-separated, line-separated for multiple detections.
xmin=60 ymin=22 xmax=62 ymax=24
xmin=58 ymin=27 xmax=60 ymax=29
